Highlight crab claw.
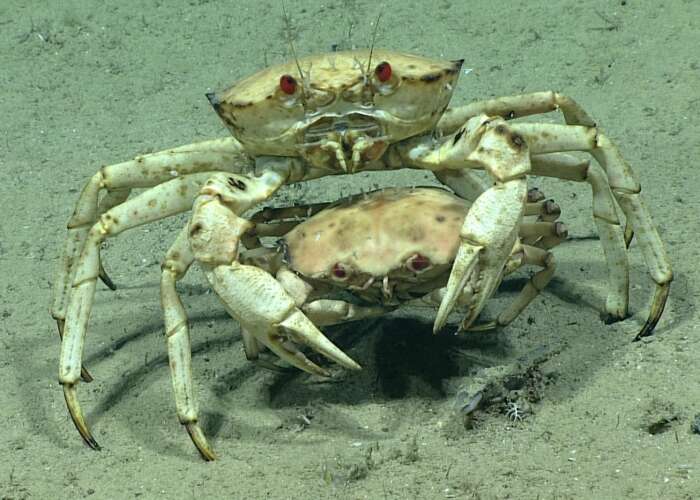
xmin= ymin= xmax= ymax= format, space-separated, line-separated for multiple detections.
xmin=433 ymin=244 xmax=481 ymax=333
xmin=250 ymin=309 xmax=362 ymax=377
xmin=258 ymin=309 xmax=362 ymax=376
xmin=279 ymin=309 xmax=361 ymax=372
xmin=206 ymin=262 xmax=361 ymax=375
xmin=434 ymin=179 xmax=528 ymax=333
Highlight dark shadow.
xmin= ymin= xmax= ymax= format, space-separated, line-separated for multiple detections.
xmin=211 ymin=362 xmax=262 ymax=397
xmin=200 ymin=411 xmax=226 ymax=440
xmin=561 ymin=234 xmax=600 ymax=243
xmin=545 ymin=276 xmax=601 ymax=312
xmin=83 ymin=309 xmax=232 ymax=367
xmin=373 ymin=317 xmax=464 ymax=399
xmin=90 ymin=331 xmax=242 ymax=417
xmin=265 ymin=316 xmax=513 ymax=409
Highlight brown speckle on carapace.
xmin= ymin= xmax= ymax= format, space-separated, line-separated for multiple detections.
xmin=282 ymin=187 xmax=469 ymax=277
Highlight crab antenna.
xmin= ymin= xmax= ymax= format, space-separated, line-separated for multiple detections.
xmin=365 ymin=12 xmax=383 ymax=76
xmin=282 ymin=4 xmax=307 ymax=98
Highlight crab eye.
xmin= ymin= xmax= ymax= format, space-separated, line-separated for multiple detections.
xmin=279 ymin=74 xmax=297 ymax=95
xmin=374 ymin=61 xmax=392 ymax=82
xmin=407 ymin=253 xmax=431 ymax=273
xmin=331 ymin=262 xmax=348 ymax=280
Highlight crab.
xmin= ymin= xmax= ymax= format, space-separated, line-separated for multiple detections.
xmin=52 ymin=49 xmax=671 ymax=458
xmin=160 ymin=184 xmax=567 ymax=459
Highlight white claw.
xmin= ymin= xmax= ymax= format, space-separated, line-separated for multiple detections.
xmin=206 ymin=262 xmax=360 ymax=374
xmin=279 ymin=310 xmax=361 ymax=371
xmin=262 ymin=335 xmax=330 ymax=377
xmin=434 ymin=244 xmax=481 ymax=333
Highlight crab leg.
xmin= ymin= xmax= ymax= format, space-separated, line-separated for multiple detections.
xmin=398 ymin=115 xmax=531 ymax=333
xmin=442 ymin=92 xmax=670 ymax=337
xmin=437 ymin=91 xmax=597 ymax=135
xmin=52 ymin=137 xmax=252 ymax=346
xmin=242 ymin=202 xmax=339 ymax=248
xmin=511 ymin=124 xmax=672 ymax=337
xmin=466 ymin=243 xmax=558 ymax=331
xmin=301 ymin=300 xmax=391 ymax=327
xmin=522 ymin=189 xmax=563 ymax=247
xmin=162 ymin=221 xmax=347 ymax=460
xmin=250 ymin=202 xmax=332 ymax=223
xmin=59 ymin=172 xmax=217 ymax=450
xmin=90 ymin=188 xmax=132 ymax=289
xmin=520 ymin=220 xmax=568 ymax=250
xmin=523 ymin=189 xmax=561 ymax=221
xmin=433 ymin=168 xmax=487 ymax=203
xmin=529 ymin=152 xmax=629 ymax=319
xmin=420 ymin=217 xmax=565 ymax=330
xmin=160 ymin=225 xmax=216 ymax=460
xmin=54 ymin=188 xmax=131 ymax=382
xmin=187 ymin=172 xmax=361 ymax=376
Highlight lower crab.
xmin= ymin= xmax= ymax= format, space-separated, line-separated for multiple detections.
xmin=157 ymin=183 xmax=567 ymax=459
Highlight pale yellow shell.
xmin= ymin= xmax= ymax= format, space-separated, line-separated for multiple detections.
xmin=283 ymin=188 xmax=468 ymax=277
xmin=209 ymin=50 xmax=463 ymax=157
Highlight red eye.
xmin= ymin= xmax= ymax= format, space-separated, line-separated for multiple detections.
xmin=279 ymin=74 xmax=297 ymax=95
xmin=331 ymin=263 xmax=348 ymax=279
xmin=375 ymin=61 xmax=392 ymax=82
xmin=408 ymin=253 xmax=431 ymax=272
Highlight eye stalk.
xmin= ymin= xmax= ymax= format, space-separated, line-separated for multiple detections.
xmin=374 ymin=61 xmax=392 ymax=82
xmin=406 ymin=253 xmax=431 ymax=273
xmin=331 ymin=262 xmax=349 ymax=281
xmin=279 ymin=74 xmax=298 ymax=95
xmin=364 ymin=60 xmax=397 ymax=102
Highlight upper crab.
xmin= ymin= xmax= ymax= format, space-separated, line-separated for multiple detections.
xmin=207 ymin=50 xmax=463 ymax=172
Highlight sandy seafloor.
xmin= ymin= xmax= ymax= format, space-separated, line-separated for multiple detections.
xmin=1 ymin=0 xmax=699 ymax=498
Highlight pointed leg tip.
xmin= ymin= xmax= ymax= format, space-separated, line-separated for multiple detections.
xmin=279 ymin=310 xmax=360 ymax=372
xmin=632 ymin=282 xmax=671 ymax=341
xmin=464 ymin=320 xmax=498 ymax=332
xmin=80 ymin=366 xmax=94 ymax=383
xmin=601 ymin=311 xmax=626 ymax=325
xmin=99 ymin=273 xmax=117 ymax=291
xmin=432 ymin=318 xmax=446 ymax=335
xmin=185 ymin=423 xmax=217 ymax=461
xmin=85 ymin=435 xmax=102 ymax=451
xmin=527 ymin=187 xmax=544 ymax=203
xmin=335 ymin=352 xmax=362 ymax=371
xmin=63 ymin=384 xmax=100 ymax=450
xmin=434 ymin=302 xmax=454 ymax=334
xmin=99 ymin=262 xmax=117 ymax=290
xmin=313 ymin=365 xmax=332 ymax=378
xmin=346 ymin=359 xmax=362 ymax=371
xmin=56 ymin=319 xmax=65 ymax=338
xmin=633 ymin=318 xmax=658 ymax=341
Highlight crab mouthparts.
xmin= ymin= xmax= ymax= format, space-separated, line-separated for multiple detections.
xmin=301 ymin=116 xmax=388 ymax=173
